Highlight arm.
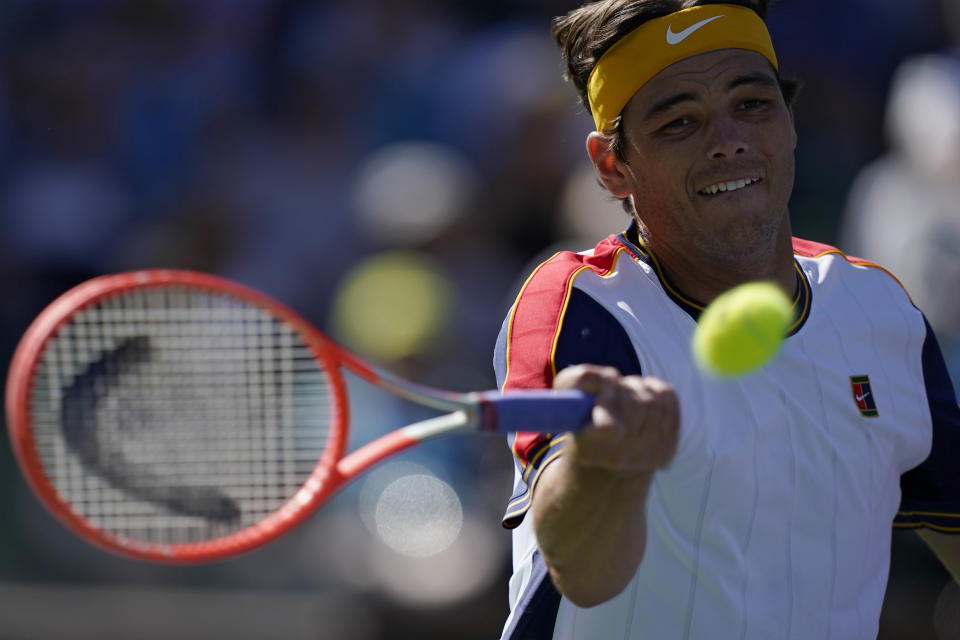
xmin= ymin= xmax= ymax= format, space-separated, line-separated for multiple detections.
xmin=901 ymin=317 xmax=960 ymax=584
xmin=917 ymin=529 xmax=960 ymax=584
xmin=531 ymin=364 xmax=680 ymax=607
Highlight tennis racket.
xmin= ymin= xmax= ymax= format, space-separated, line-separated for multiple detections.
xmin=5 ymin=269 xmax=592 ymax=563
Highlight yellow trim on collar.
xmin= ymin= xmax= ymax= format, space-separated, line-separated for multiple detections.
xmin=587 ymin=4 xmax=778 ymax=131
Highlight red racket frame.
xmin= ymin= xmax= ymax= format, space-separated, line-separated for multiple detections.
xmin=5 ymin=270 xmax=451 ymax=562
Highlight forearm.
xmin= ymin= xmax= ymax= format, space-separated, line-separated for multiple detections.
xmin=532 ymin=455 xmax=654 ymax=607
xmin=530 ymin=366 xmax=679 ymax=607
xmin=917 ymin=529 xmax=960 ymax=584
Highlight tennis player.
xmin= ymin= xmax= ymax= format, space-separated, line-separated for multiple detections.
xmin=494 ymin=1 xmax=960 ymax=638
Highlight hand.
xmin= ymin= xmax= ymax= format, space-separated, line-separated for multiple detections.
xmin=533 ymin=365 xmax=680 ymax=605
xmin=553 ymin=364 xmax=680 ymax=476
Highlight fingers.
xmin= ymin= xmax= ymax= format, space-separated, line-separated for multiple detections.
xmin=620 ymin=376 xmax=680 ymax=471
xmin=553 ymin=364 xmax=622 ymax=393
xmin=554 ymin=365 xmax=622 ymax=431
xmin=553 ymin=365 xmax=680 ymax=475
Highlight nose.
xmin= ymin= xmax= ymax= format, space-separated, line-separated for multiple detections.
xmin=707 ymin=114 xmax=748 ymax=159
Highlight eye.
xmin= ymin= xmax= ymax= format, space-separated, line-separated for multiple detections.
xmin=740 ymin=98 xmax=770 ymax=111
xmin=661 ymin=116 xmax=693 ymax=132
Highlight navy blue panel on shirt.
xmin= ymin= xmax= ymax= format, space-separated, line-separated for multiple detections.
xmin=554 ymin=288 xmax=643 ymax=376
xmin=500 ymin=552 xmax=562 ymax=640
xmin=499 ymin=289 xmax=642 ymax=637
xmin=897 ymin=316 xmax=960 ymax=532
xmin=500 ymin=288 xmax=641 ymax=529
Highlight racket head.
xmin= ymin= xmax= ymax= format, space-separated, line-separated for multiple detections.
xmin=5 ymin=270 xmax=350 ymax=562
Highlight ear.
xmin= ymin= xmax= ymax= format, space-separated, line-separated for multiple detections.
xmin=586 ymin=132 xmax=632 ymax=199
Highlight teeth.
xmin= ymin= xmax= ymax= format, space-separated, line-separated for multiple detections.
xmin=700 ymin=177 xmax=760 ymax=195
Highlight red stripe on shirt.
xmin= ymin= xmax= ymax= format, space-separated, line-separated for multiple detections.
xmin=504 ymin=235 xmax=622 ymax=464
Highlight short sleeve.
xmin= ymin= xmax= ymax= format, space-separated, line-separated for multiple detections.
xmin=895 ymin=317 xmax=960 ymax=533
xmin=497 ymin=287 xmax=642 ymax=529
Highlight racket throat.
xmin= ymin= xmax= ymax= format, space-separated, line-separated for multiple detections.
xmin=336 ymin=411 xmax=473 ymax=479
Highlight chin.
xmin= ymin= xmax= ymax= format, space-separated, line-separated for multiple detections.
xmin=707 ymin=215 xmax=785 ymax=260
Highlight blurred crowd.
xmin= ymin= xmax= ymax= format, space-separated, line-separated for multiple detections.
xmin=0 ymin=0 xmax=958 ymax=638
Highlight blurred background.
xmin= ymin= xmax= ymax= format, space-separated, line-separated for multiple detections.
xmin=0 ymin=0 xmax=958 ymax=638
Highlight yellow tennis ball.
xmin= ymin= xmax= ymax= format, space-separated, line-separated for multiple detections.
xmin=692 ymin=281 xmax=794 ymax=378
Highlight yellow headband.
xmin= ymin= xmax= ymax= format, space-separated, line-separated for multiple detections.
xmin=586 ymin=4 xmax=778 ymax=131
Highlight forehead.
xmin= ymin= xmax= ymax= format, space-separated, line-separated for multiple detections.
xmin=627 ymin=49 xmax=777 ymax=111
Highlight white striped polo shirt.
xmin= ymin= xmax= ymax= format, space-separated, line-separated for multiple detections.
xmin=494 ymin=225 xmax=960 ymax=640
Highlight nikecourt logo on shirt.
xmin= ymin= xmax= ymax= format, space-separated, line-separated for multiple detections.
xmin=850 ymin=375 xmax=879 ymax=417
xmin=666 ymin=15 xmax=725 ymax=44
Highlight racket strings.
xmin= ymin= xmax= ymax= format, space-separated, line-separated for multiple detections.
xmin=29 ymin=285 xmax=334 ymax=545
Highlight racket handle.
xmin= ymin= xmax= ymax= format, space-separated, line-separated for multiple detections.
xmin=474 ymin=390 xmax=593 ymax=434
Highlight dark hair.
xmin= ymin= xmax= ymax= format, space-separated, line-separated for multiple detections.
xmin=551 ymin=0 xmax=800 ymax=212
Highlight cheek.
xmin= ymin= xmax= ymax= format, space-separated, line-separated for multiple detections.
xmin=764 ymin=144 xmax=796 ymax=210
xmin=777 ymin=140 xmax=796 ymax=185
xmin=633 ymin=169 xmax=689 ymax=210
xmin=626 ymin=151 xmax=692 ymax=202
xmin=761 ymin=122 xmax=797 ymax=185
xmin=777 ymin=116 xmax=798 ymax=161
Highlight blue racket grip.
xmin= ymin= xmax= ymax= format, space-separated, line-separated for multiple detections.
xmin=473 ymin=389 xmax=594 ymax=434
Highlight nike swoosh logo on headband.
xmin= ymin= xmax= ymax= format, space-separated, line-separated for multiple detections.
xmin=666 ymin=15 xmax=725 ymax=45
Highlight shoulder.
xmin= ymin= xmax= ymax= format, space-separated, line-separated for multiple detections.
xmin=792 ymin=237 xmax=911 ymax=299
xmin=507 ymin=235 xmax=636 ymax=338
xmin=517 ymin=235 xmax=631 ymax=294
xmin=793 ymin=237 xmax=884 ymax=268
xmin=495 ymin=235 xmax=643 ymax=390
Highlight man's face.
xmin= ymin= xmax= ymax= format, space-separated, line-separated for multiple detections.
xmin=616 ymin=48 xmax=797 ymax=266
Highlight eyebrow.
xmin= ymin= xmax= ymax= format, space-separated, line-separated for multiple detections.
xmin=643 ymin=92 xmax=697 ymax=122
xmin=641 ymin=71 xmax=780 ymax=122
xmin=727 ymin=71 xmax=779 ymax=92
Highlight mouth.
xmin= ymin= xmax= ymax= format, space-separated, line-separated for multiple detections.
xmin=697 ymin=176 xmax=762 ymax=196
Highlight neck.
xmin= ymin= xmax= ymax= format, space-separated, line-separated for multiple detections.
xmin=635 ymin=217 xmax=797 ymax=304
